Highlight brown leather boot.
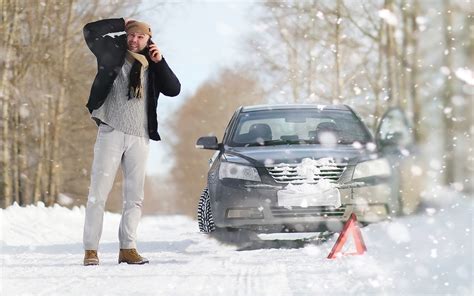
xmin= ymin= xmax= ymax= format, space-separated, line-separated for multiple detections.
xmin=118 ymin=249 xmax=149 ymax=265
xmin=84 ymin=250 xmax=99 ymax=266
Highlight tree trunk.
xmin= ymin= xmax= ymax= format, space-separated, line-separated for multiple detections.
xmin=334 ymin=0 xmax=342 ymax=102
xmin=47 ymin=0 xmax=74 ymax=205
xmin=18 ymin=114 xmax=30 ymax=206
xmin=462 ymin=6 xmax=474 ymax=193
xmin=0 ymin=0 xmax=20 ymax=208
xmin=400 ymin=0 xmax=409 ymax=110
xmin=384 ymin=0 xmax=398 ymax=106
xmin=374 ymin=18 xmax=385 ymax=132
xmin=12 ymin=101 xmax=20 ymax=204
xmin=442 ymin=0 xmax=455 ymax=186
xmin=306 ymin=1 xmax=317 ymax=100
xmin=410 ymin=0 xmax=422 ymax=142
xmin=33 ymin=120 xmax=46 ymax=204
xmin=45 ymin=93 xmax=53 ymax=204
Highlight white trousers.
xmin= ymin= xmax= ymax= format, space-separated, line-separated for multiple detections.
xmin=83 ymin=124 xmax=149 ymax=250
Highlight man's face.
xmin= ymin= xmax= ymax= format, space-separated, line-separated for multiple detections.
xmin=127 ymin=32 xmax=150 ymax=53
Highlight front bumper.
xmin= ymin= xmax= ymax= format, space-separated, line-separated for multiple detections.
xmin=212 ymin=179 xmax=392 ymax=233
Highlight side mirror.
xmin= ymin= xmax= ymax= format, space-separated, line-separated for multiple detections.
xmin=196 ymin=136 xmax=219 ymax=150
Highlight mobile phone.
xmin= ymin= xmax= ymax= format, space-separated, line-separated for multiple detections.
xmin=147 ymin=39 xmax=157 ymax=58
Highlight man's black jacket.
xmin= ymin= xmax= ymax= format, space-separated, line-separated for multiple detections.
xmin=83 ymin=18 xmax=181 ymax=141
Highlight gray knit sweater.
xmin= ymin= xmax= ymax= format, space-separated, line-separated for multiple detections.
xmin=92 ymin=58 xmax=148 ymax=138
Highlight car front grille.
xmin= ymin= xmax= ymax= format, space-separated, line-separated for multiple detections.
xmin=266 ymin=162 xmax=347 ymax=184
xmin=270 ymin=206 xmax=346 ymax=218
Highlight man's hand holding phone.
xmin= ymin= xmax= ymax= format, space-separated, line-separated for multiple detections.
xmin=148 ymin=40 xmax=162 ymax=63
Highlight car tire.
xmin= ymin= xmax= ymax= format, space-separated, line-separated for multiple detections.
xmin=197 ymin=187 xmax=216 ymax=233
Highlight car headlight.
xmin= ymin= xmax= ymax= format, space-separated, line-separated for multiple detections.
xmin=219 ymin=162 xmax=261 ymax=181
xmin=353 ymin=158 xmax=391 ymax=179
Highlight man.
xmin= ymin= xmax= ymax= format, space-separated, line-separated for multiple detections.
xmin=82 ymin=18 xmax=180 ymax=266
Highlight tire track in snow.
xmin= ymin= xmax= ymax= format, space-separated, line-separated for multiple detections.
xmin=233 ymin=262 xmax=290 ymax=296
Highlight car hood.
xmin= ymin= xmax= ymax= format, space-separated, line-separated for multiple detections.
xmin=225 ymin=145 xmax=377 ymax=166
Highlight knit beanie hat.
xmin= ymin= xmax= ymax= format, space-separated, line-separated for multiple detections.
xmin=126 ymin=21 xmax=152 ymax=37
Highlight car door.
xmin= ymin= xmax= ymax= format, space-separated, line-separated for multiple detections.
xmin=376 ymin=107 xmax=414 ymax=152
xmin=376 ymin=107 xmax=423 ymax=215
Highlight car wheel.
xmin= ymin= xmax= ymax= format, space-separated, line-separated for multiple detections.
xmin=197 ymin=187 xmax=216 ymax=233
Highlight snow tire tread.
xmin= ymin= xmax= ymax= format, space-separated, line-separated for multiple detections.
xmin=197 ymin=187 xmax=216 ymax=233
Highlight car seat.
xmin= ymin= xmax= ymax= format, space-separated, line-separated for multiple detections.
xmin=248 ymin=123 xmax=272 ymax=142
xmin=308 ymin=122 xmax=340 ymax=141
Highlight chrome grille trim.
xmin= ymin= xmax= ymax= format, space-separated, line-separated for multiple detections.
xmin=266 ymin=163 xmax=347 ymax=184
xmin=270 ymin=206 xmax=346 ymax=218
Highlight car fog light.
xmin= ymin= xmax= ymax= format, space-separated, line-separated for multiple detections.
xmin=226 ymin=207 xmax=264 ymax=219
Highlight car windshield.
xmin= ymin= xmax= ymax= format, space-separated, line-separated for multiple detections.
xmin=228 ymin=108 xmax=372 ymax=147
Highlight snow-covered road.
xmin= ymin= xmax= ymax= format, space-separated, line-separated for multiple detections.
xmin=1 ymin=194 xmax=472 ymax=296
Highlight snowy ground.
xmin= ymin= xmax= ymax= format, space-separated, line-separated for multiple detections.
xmin=1 ymin=193 xmax=472 ymax=296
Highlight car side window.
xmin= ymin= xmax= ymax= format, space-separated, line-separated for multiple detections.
xmin=377 ymin=108 xmax=414 ymax=147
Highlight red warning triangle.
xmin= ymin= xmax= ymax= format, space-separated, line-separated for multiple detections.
xmin=327 ymin=213 xmax=367 ymax=259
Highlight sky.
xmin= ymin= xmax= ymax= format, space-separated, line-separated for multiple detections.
xmin=141 ymin=0 xmax=258 ymax=175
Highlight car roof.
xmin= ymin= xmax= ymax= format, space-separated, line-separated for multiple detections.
xmin=240 ymin=104 xmax=351 ymax=113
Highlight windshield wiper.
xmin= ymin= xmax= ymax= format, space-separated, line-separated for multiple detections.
xmin=245 ymin=139 xmax=310 ymax=146
xmin=241 ymin=139 xmax=367 ymax=147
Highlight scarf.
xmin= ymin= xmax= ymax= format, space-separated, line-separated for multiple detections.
xmin=126 ymin=50 xmax=149 ymax=100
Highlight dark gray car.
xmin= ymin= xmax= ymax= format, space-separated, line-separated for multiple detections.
xmin=196 ymin=104 xmax=423 ymax=238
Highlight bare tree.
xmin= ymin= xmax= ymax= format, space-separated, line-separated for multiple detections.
xmin=249 ymin=0 xmax=371 ymax=105
xmin=247 ymin=0 xmax=471 ymax=194
xmin=0 ymin=0 xmax=156 ymax=208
